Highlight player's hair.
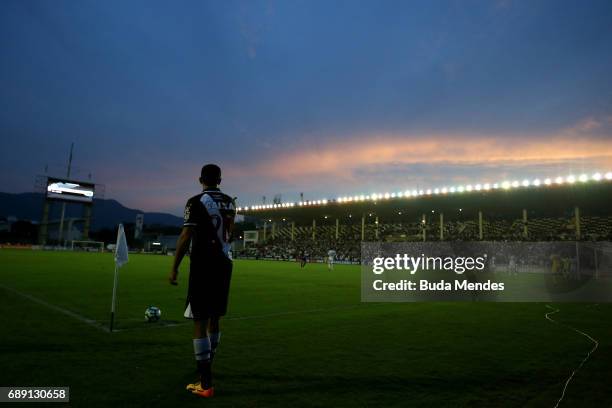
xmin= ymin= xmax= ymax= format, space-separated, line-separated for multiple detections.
xmin=200 ymin=164 xmax=222 ymax=186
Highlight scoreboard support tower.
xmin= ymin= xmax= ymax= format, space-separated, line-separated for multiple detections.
xmin=37 ymin=176 xmax=96 ymax=246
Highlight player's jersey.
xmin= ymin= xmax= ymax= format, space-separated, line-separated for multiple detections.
xmin=183 ymin=188 xmax=236 ymax=261
xmin=327 ymin=250 xmax=336 ymax=260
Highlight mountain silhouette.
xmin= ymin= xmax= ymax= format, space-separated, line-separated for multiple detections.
xmin=0 ymin=192 xmax=182 ymax=230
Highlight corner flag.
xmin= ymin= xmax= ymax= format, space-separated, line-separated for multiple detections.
xmin=110 ymin=224 xmax=129 ymax=332
xmin=115 ymin=224 xmax=129 ymax=267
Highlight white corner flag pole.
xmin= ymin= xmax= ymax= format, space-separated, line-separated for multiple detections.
xmin=110 ymin=265 xmax=119 ymax=332
xmin=110 ymin=224 xmax=129 ymax=332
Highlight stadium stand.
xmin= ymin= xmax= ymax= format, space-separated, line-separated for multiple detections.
xmin=235 ymin=178 xmax=612 ymax=263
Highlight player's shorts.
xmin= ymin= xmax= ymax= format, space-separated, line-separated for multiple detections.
xmin=184 ymin=254 xmax=233 ymax=320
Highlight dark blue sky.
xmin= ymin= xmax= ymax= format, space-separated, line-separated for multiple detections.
xmin=1 ymin=0 xmax=611 ymax=214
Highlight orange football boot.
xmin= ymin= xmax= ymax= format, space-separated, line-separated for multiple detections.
xmin=191 ymin=384 xmax=214 ymax=398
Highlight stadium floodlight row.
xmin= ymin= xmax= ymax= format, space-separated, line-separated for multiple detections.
xmin=236 ymin=171 xmax=612 ymax=213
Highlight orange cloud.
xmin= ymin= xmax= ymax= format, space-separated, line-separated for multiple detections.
xmin=106 ymin=118 xmax=612 ymax=212
xmin=228 ymin=132 xmax=612 ymax=184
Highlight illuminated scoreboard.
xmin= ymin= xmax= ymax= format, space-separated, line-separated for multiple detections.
xmin=46 ymin=178 xmax=95 ymax=203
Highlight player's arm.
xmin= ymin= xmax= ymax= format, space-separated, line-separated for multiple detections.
xmin=169 ymin=226 xmax=193 ymax=285
xmin=227 ymin=197 xmax=237 ymax=242
xmin=227 ymin=217 xmax=235 ymax=243
xmin=171 ymin=198 xmax=198 ymax=285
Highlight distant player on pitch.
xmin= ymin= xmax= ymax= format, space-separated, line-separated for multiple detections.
xmin=327 ymin=248 xmax=336 ymax=270
xmin=299 ymin=249 xmax=308 ymax=268
xmin=169 ymin=164 xmax=236 ymax=398
xmin=508 ymin=255 xmax=518 ymax=275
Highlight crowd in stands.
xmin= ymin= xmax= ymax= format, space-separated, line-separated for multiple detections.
xmin=234 ymin=215 xmax=612 ymax=263
xmin=236 ymin=233 xmax=361 ymax=263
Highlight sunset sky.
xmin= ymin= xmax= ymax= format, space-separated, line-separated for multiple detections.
xmin=1 ymin=0 xmax=611 ymax=215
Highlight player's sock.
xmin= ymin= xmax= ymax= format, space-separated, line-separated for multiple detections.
xmin=193 ymin=337 xmax=212 ymax=389
xmin=209 ymin=332 xmax=221 ymax=361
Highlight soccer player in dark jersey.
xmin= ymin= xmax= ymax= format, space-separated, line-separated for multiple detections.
xmin=169 ymin=164 xmax=236 ymax=398
xmin=299 ymin=250 xmax=307 ymax=268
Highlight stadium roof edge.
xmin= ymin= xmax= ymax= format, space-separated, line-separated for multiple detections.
xmin=236 ymin=172 xmax=612 ymax=214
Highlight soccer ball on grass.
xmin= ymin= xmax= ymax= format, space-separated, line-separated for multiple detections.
xmin=144 ymin=306 xmax=161 ymax=322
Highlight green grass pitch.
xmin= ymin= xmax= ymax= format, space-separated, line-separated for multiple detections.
xmin=1 ymin=249 xmax=611 ymax=407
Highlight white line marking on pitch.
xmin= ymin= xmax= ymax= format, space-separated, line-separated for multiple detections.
xmin=226 ymin=304 xmax=371 ymax=321
xmin=0 ymin=284 xmax=109 ymax=333
xmin=113 ymin=304 xmax=380 ymax=332
xmin=545 ymin=305 xmax=599 ymax=408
